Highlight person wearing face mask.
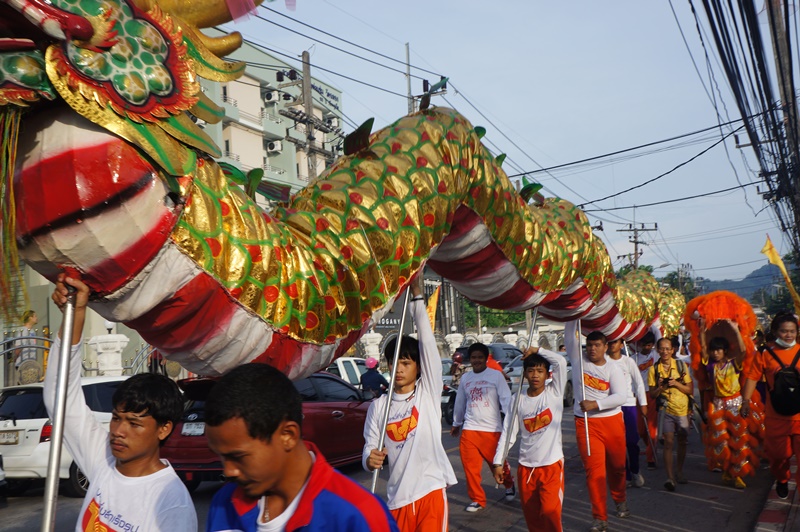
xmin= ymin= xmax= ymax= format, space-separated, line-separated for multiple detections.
xmin=742 ymin=312 xmax=800 ymax=500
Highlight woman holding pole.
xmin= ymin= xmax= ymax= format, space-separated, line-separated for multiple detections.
xmin=362 ymin=275 xmax=456 ymax=531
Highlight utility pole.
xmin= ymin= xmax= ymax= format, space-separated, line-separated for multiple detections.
xmin=301 ymin=50 xmax=316 ymax=180
xmin=616 ymin=208 xmax=657 ymax=269
xmin=406 ymin=43 xmax=414 ymax=114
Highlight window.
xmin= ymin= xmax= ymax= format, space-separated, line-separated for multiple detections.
xmin=82 ymin=381 xmax=123 ymax=413
xmin=325 ymin=364 xmax=341 ymax=378
xmin=0 ymin=389 xmax=47 ymax=420
xmin=311 ymin=376 xmax=359 ymax=402
xmin=354 ymin=359 xmax=367 ymax=375
xmin=294 ymin=378 xmax=319 ymax=401
xmin=343 ymin=362 xmax=360 ymax=385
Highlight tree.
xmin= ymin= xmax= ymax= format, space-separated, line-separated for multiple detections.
xmin=460 ymin=299 xmax=525 ymax=330
xmin=659 ymin=270 xmax=699 ymax=301
xmin=616 ymin=264 xmax=654 ymax=278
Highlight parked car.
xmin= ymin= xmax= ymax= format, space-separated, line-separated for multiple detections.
xmin=0 ymin=376 xmax=129 ymax=497
xmin=325 ymin=357 xmax=367 ymax=389
xmin=504 ymin=353 xmax=574 ymax=407
xmin=454 ymin=343 xmax=524 ymax=368
xmin=0 ymin=452 xmax=6 ymax=493
xmin=161 ymin=372 xmax=375 ymax=492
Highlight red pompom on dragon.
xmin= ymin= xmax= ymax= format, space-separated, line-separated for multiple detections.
xmin=0 ymin=0 xmax=685 ymax=379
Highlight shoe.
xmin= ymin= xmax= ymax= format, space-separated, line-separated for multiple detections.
xmin=734 ymin=477 xmax=746 ymax=489
xmin=677 ymin=474 xmax=688 ymax=485
xmin=721 ymin=472 xmax=733 ymax=485
xmin=504 ymin=485 xmax=516 ymax=501
xmin=626 ymin=479 xmax=633 ymax=488
xmin=615 ymin=501 xmax=631 ymax=518
xmin=633 ymin=473 xmax=645 ymax=488
xmin=465 ymin=502 xmax=483 ymax=512
xmin=647 ymin=461 xmax=657 ymax=470
xmin=777 ymin=481 xmax=789 ymax=499
xmin=589 ymin=519 xmax=608 ymax=532
xmin=712 ymin=466 xmax=722 ymax=473
xmin=664 ymin=479 xmax=676 ymax=492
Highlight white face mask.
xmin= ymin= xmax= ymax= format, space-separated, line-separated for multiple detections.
xmin=776 ymin=338 xmax=797 ymax=349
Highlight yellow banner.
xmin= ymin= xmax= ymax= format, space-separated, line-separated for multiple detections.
xmin=761 ymin=235 xmax=800 ymax=314
xmin=427 ymin=286 xmax=440 ymax=330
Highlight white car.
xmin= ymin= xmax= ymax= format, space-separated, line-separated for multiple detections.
xmin=0 ymin=375 xmax=129 ymax=497
xmin=0 ymin=452 xmax=5 ymax=493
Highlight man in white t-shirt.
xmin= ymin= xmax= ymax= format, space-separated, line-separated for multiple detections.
xmin=451 ymin=343 xmax=514 ymax=512
xmin=363 ymin=276 xmax=456 ymax=531
xmin=493 ymin=344 xmax=567 ymax=531
xmin=565 ymin=321 xmax=630 ymax=532
xmin=46 ymin=274 xmax=197 ymax=532
xmin=632 ymin=332 xmax=658 ymax=469
xmin=606 ymin=338 xmax=648 ymax=488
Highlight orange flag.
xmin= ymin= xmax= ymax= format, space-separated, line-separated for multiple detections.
xmin=761 ymin=235 xmax=800 ymax=315
xmin=426 ymin=285 xmax=440 ymax=330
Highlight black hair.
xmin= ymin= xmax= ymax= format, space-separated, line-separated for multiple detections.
xmin=641 ymin=332 xmax=656 ymax=345
xmin=468 ymin=342 xmax=489 ymax=359
xmin=112 ymin=373 xmax=183 ymax=443
xmin=708 ymin=336 xmax=730 ymax=352
xmin=384 ymin=335 xmax=421 ymax=366
xmin=586 ymin=331 xmax=607 ymax=344
xmin=771 ymin=312 xmax=799 ymax=334
xmin=205 ymin=364 xmax=303 ymax=442
xmin=670 ymin=336 xmax=680 ymax=350
xmin=523 ymin=353 xmax=550 ymax=371
xmin=656 ymin=337 xmax=672 ymax=348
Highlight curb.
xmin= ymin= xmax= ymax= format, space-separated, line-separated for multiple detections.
xmin=754 ymin=462 xmax=797 ymax=531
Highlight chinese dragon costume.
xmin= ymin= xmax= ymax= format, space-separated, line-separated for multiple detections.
xmin=684 ymin=291 xmax=765 ymax=485
xmin=0 ymin=0 xmax=684 ymax=378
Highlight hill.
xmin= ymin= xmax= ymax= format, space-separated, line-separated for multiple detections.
xmin=700 ymin=263 xmax=781 ymax=300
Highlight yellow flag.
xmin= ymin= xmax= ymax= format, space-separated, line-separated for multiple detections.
xmin=761 ymin=235 xmax=800 ymax=314
xmin=426 ymin=285 xmax=441 ymax=329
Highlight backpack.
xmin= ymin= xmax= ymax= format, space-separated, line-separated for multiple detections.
xmin=764 ymin=346 xmax=800 ymax=416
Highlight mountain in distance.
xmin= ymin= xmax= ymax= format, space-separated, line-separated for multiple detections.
xmin=700 ymin=263 xmax=782 ymax=299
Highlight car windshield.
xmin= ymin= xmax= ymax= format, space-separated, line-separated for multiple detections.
xmin=442 ymin=360 xmax=453 ymax=376
xmin=0 ymin=389 xmax=47 ymax=420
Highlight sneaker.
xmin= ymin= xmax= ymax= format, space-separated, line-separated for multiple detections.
xmin=647 ymin=461 xmax=657 ymax=470
xmin=633 ymin=473 xmax=645 ymax=488
xmin=589 ymin=519 xmax=608 ymax=532
xmin=626 ymin=479 xmax=633 ymax=488
xmin=504 ymin=485 xmax=516 ymax=501
xmin=664 ymin=479 xmax=676 ymax=492
xmin=734 ymin=477 xmax=746 ymax=490
xmin=712 ymin=466 xmax=722 ymax=473
xmin=465 ymin=502 xmax=483 ymax=512
xmin=616 ymin=501 xmax=631 ymax=518
xmin=677 ymin=474 xmax=688 ymax=485
xmin=721 ymin=472 xmax=733 ymax=485
xmin=777 ymin=481 xmax=790 ymax=499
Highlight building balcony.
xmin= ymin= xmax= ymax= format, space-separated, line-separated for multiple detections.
xmin=222 ymin=95 xmax=239 ymax=120
xmin=261 ymin=109 xmax=285 ymax=139
xmin=224 ymin=151 xmax=241 ymax=162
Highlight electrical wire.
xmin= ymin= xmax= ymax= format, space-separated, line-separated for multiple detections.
xmin=583 ymin=180 xmax=765 ymax=212
xmin=578 ymin=125 xmax=744 ymax=208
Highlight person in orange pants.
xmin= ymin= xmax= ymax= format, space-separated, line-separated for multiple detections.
xmin=565 ymin=321 xmax=629 ymax=532
xmin=494 ymin=345 xmax=568 ymax=531
xmin=451 ymin=343 xmax=514 ymax=511
xmin=638 ymin=404 xmax=658 ymax=466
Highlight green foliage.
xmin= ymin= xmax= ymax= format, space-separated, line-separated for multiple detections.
xmin=461 ymin=299 xmax=525 ymax=329
xmin=616 ymin=264 xmax=654 ymax=278
xmin=659 ymin=270 xmax=699 ymax=301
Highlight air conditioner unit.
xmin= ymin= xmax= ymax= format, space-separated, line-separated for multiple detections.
xmin=326 ymin=117 xmax=339 ymax=128
xmin=267 ymin=141 xmax=283 ymax=153
xmin=264 ymin=90 xmax=279 ymax=104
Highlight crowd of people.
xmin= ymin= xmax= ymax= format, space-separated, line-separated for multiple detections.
xmin=43 ymin=273 xmax=800 ymax=532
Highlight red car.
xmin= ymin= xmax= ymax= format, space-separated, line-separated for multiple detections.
xmin=161 ymin=372 xmax=374 ymax=492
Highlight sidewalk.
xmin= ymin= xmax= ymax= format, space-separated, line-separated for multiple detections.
xmin=754 ymin=461 xmax=798 ymax=531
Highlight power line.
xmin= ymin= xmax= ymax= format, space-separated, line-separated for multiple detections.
xmin=259 ymin=5 xmax=443 ymax=77
xmin=578 ymin=125 xmax=745 ymax=208
xmin=694 ymin=258 xmax=766 ymax=271
xmin=252 ymin=12 xmax=428 ymax=80
xmin=583 ymin=180 xmax=765 ymax=212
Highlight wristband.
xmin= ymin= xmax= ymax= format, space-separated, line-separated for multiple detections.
xmin=492 ymin=464 xmax=503 ymax=469
xmin=411 ymin=296 xmax=424 ymax=302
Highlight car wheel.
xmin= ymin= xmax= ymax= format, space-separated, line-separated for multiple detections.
xmin=64 ymin=462 xmax=89 ymax=498
xmin=183 ymin=478 xmax=201 ymax=493
xmin=563 ymin=381 xmax=574 ymax=407
xmin=4 ymin=479 xmax=32 ymax=497
xmin=443 ymin=394 xmax=456 ymax=425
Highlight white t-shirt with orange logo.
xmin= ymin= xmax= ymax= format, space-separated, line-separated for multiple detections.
xmin=361 ymin=300 xmax=457 ymax=510
xmin=564 ymin=321 xmax=627 ymax=418
xmin=633 ymin=351 xmax=658 ymax=391
xmin=493 ymin=349 xmax=566 ymax=468
xmin=453 ymin=368 xmax=512 ymax=433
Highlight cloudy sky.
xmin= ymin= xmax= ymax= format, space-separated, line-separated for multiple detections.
xmin=225 ymin=1 xmax=790 ymax=282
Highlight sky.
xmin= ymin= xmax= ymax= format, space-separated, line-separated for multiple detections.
xmin=223 ymin=1 xmax=791 ymax=283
